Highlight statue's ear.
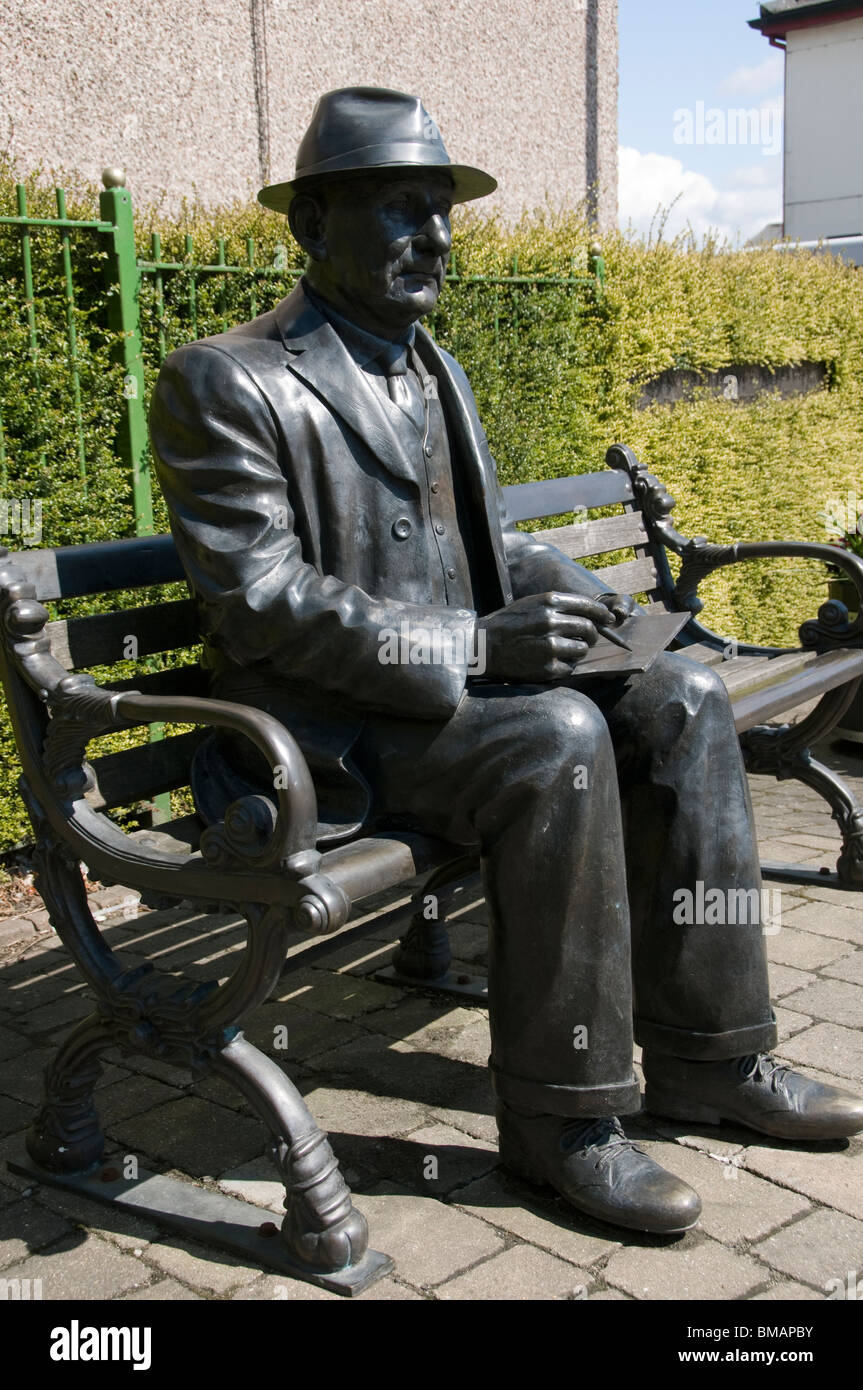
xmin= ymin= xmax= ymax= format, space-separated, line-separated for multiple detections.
xmin=289 ymin=194 xmax=328 ymax=262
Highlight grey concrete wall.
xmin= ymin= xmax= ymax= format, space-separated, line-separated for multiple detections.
xmin=1 ymin=0 xmax=617 ymax=227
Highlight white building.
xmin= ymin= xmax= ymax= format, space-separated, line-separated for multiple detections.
xmin=750 ymin=1 xmax=863 ymax=258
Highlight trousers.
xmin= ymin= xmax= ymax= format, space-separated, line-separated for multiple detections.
xmin=352 ymin=650 xmax=778 ymax=1118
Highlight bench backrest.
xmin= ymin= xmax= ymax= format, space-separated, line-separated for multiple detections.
xmin=4 ymin=468 xmax=661 ymax=814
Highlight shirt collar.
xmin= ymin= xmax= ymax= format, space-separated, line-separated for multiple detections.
xmin=302 ymin=277 xmax=415 ymax=369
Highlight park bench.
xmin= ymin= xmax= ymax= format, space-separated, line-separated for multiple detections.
xmin=3 ymin=440 xmax=863 ymax=1293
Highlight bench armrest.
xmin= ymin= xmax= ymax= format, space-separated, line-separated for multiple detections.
xmin=606 ymin=444 xmax=863 ymax=654
xmin=43 ymin=680 xmax=321 ymax=879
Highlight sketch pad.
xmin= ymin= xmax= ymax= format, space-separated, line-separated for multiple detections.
xmin=572 ymin=609 xmax=692 ymax=677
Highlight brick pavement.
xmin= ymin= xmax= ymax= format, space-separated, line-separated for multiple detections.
xmin=1 ymin=738 xmax=862 ymax=1302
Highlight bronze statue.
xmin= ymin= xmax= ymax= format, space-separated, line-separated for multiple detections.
xmin=149 ymin=87 xmax=863 ymax=1235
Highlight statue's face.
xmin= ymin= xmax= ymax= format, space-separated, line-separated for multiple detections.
xmin=308 ymin=171 xmax=453 ymax=337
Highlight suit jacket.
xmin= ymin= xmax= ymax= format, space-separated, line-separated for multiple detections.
xmin=148 ymin=279 xmax=610 ymax=841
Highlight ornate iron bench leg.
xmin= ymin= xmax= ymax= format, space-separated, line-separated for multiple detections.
xmin=7 ymin=801 xmax=391 ymax=1293
xmin=740 ymin=685 xmax=863 ymax=888
xmin=26 ymin=1012 xmax=112 ymax=1174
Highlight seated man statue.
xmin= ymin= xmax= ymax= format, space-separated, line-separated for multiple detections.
xmin=149 ymin=86 xmax=863 ymax=1235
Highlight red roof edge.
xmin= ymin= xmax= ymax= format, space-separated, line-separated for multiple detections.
xmin=750 ymin=3 xmax=863 ymax=39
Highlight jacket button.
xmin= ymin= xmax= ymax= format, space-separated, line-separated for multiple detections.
xmin=392 ymin=517 xmax=412 ymax=539
xmin=435 ymin=523 xmax=446 ymax=535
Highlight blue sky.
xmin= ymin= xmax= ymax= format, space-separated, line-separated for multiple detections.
xmin=618 ymin=0 xmax=784 ymax=243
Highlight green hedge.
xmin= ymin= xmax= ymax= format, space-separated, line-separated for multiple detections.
xmin=1 ymin=161 xmax=862 ymax=850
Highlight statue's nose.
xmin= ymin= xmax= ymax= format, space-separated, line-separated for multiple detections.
xmin=416 ymin=213 xmax=451 ymax=255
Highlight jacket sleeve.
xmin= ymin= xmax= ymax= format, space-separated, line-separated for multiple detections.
xmin=149 ymin=340 xmax=478 ymax=720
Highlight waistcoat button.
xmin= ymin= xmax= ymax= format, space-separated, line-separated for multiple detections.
xmin=392 ymin=517 xmax=412 ymax=539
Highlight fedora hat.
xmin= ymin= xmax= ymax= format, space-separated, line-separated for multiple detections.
xmin=258 ymin=86 xmax=497 ymax=212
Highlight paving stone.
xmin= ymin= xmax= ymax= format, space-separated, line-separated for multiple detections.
xmin=88 ymin=1074 xmax=183 ymax=1129
xmin=0 ymin=1232 xmax=150 ymax=1299
xmin=16 ymin=992 xmax=96 ymax=1035
xmin=219 ymin=1155 xmax=285 ymax=1214
xmin=0 ymin=1198 xmax=73 ymax=1269
xmin=752 ymin=1208 xmax=863 ymax=1290
xmin=240 ymin=1001 xmax=365 ymax=1063
xmin=781 ymin=901 xmax=863 ymax=948
xmin=0 ymin=1025 xmax=26 ymax=1065
xmin=363 ymin=998 xmax=485 ymax=1045
xmin=778 ymin=1022 xmax=863 ymax=1083
xmin=636 ymin=1141 xmax=811 ymax=1244
xmin=143 ymin=1236 xmax=261 ymax=1293
xmin=352 ymin=1183 xmax=503 ymax=1287
xmin=755 ymin=839 xmax=816 ymax=864
xmin=604 ymin=1237 xmax=763 ymax=1300
xmin=744 ymin=1139 xmax=863 ymax=1222
xmin=0 ymin=918 xmax=39 ymax=949
xmin=231 ymin=1272 xmax=340 ymax=1300
xmin=799 ymin=884 xmax=863 ymax=910
xmin=355 ymin=1276 xmax=425 ymax=1300
xmin=111 ymin=1097 xmax=266 ymax=1178
xmin=428 ymin=1104 xmax=498 ymax=1147
xmin=0 ymin=1047 xmax=56 ymax=1102
xmin=453 ymin=1171 xmax=620 ymax=1267
xmin=381 ymin=1123 xmax=498 ymax=1195
xmin=646 ymin=1119 xmax=747 ymax=1160
xmin=774 ymin=1007 xmax=813 ymax=1042
xmin=822 ymin=951 xmax=863 ymax=986
xmin=273 ymin=968 xmax=399 ymax=1019
xmin=768 ymin=964 xmax=818 ymax=999
xmin=305 ymin=1032 xmax=490 ymax=1115
xmin=0 ymin=1093 xmax=32 ymax=1136
xmin=751 ymin=1280 xmax=825 ymax=1300
xmin=764 ymin=929 xmax=849 ymax=972
xmin=31 ymin=1181 xmax=161 ymax=1249
xmin=121 ymin=1277 xmax=203 ymax=1300
xmin=781 ymin=978 xmax=863 ymax=1029
xmin=299 ymin=1083 xmax=430 ymax=1141
xmin=437 ymin=1244 xmax=590 ymax=1300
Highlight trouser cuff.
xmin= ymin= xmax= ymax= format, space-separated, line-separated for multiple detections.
xmin=634 ymin=1013 xmax=777 ymax=1061
xmin=490 ymin=1062 xmax=642 ymax=1118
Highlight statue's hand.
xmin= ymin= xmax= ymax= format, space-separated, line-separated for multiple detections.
xmin=596 ymin=591 xmax=636 ymax=626
xmin=476 ymin=592 xmax=610 ymax=682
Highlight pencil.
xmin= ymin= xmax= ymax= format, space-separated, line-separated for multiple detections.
xmin=595 ymin=623 xmax=633 ymax=652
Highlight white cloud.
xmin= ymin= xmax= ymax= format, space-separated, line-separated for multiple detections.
xmin=618 ymin=146 xmax=782 ymax=245
xmin=718 ymin=53 xmax=784 ymax=97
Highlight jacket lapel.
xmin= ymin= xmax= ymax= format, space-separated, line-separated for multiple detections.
xmin=275 ymin=285 xmax=420 ymax=487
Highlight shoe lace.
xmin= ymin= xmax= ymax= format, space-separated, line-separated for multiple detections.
xmin=561 ymin=1116 xmax=645 ymax=1169
xmin=738 ymin=1052 xmax=793 ymax=1093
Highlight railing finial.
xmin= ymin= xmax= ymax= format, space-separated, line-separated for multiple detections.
xmin=101 ymin=167 xmax=126 ymax=189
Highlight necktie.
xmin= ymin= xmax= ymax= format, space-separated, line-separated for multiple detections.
xmin=377 ymin=341 xmax=426 ymax=433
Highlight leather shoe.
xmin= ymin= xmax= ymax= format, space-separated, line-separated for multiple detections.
xmin=644 ymin=1051 xmax=863 ymax=1141
xmin=496 ymin=1103 xmax=701 ymax=1234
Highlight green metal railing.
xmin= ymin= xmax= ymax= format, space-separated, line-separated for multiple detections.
xmin=1 ymin=169 xmax=606 ymax=538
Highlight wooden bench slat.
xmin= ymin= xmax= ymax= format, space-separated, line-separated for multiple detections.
xmin=732 ymin=649 xmax=863 ymax=731
xmin=89 ymin=728 xmax=208 ymax=811
xmin=8 ymin=534 xmax=184 ymax=602
xmin=503 ymin=472 xmax=633 ymax=523
xmin=47 ymin=600 xmax=200 ymax=670
xmin=719 ymin=650 xmax=822 ymax=695
xmin=106 ymin=665 xmax=210 ymax=698
xmin=676 ymin=643 xmax=726 ymax=667
xmin=535 ymin=510 xmax=650 ymax=560
xmin=591 ymin=556 xmax=658 ymax=594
